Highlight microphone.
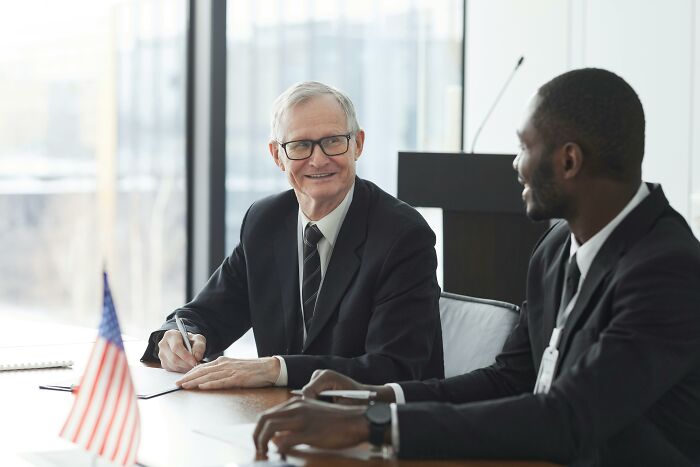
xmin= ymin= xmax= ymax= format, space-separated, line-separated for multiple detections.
xmin=469 ymin=56 xmax=525 ymax=153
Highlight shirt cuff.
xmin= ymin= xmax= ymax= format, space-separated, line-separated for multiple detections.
xmin=385 ymin=383 xmax=406 ymax=404
xmin=390 ymin=402 xmax=400 ymax=453
xmin=273 ymin=356 xmax=288 ymax=386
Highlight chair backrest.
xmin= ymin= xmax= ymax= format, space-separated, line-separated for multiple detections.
xmin=439 ymin=292 xmax=519 ymax=378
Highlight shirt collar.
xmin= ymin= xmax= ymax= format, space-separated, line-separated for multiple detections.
xmin=569 ymin=182 xmax=651 ymax=278
xmin=299 ymin=183 xmax=355 ymax=248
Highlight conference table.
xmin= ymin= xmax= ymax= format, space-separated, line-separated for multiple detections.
xmin=0 ymin=319 xmax=560 ymax=467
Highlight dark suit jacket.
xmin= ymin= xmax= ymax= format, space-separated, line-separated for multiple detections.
xmin=395 ymin=184 xmax=700 ymax=466
xmin=142 ymin=177 xmax=444 ymax=388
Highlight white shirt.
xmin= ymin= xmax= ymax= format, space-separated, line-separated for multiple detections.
xmin=274 ymin=184 xmax=355 ymax=386
xmin=387 ymin=181 xmax=652 ymax=452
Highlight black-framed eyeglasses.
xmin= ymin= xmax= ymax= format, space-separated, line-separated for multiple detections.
xmin=277 ymin=134 xmax=353 ymax=160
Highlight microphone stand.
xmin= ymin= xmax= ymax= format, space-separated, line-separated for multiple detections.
xmin=470 ymin=56 xmax=524 ymax=154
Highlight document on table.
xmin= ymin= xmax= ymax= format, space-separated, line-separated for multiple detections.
xmin=194 ymin=423 xmax=257 ymax=448
xmin=22 ymin=449 xmax=132 ymax=467
xmin=39 ymin=365 xmax=182 ymax=399
xmin=195 ymin=423 xmax=377 ymax=461
xmin=194 ymin=423 xmax=295 ymax=466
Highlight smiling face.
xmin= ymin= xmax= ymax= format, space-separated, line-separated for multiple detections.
xmin=269 ymin=94 xmax=364 ymax=220
xmin=513 ymin=95 xmax=568 ymax=221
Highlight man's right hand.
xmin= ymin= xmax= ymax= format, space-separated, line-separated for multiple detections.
xmin=157 ymin=329 xmax=206 ymax=372
xmin=301 ymin=369 xmax=396 ymax=403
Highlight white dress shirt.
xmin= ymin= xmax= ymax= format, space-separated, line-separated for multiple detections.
xmin=274 ymin=184 xmax=355 ymax=386
xmin=386 ymin=181 xmax=651 ymax=452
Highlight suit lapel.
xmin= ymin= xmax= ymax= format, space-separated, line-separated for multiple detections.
xmin=273 ymin=199 xmax=303 ymax=354
xmin=303 ymin=179 xmax=367 ymax=351
xmin=558 ymin=183 xmax=669 ymax=355
xmin=558 ymin=252 xmax=615 ymax=354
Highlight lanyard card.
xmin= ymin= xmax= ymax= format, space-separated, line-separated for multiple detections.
xmin=534 ymin=327 xmax=562 ymax=394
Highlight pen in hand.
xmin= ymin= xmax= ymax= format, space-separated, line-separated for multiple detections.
xmin=290 ymin=389 xmax=377 ymax=401
xmin=175 ymin=316 xmax=196 ymax=364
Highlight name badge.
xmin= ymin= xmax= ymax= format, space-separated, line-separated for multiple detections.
xmin=533 ymin=327 xmax=562 ymax=394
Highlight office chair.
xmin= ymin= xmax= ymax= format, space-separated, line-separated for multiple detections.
xmin=439 ymin=292 xmax=519 ymax=378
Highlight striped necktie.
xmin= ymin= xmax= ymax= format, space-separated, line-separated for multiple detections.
xmin=302 ymin=224 xmax=324 ymax=332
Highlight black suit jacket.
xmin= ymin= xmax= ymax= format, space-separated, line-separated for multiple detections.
xmin=395 ymin=184 xmax=700 ymax=466
xmin=142 ymin=177 xmax=443 ymax=388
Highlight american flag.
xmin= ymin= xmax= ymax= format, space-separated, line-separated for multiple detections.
xmin=60 ymin=272 xmax=140 ymax=466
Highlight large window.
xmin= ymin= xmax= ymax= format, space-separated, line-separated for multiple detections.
xmin=225 ymin=0 xmax=464 ymax=251
xmin=0 ymin=0 xmax=187 ymax=337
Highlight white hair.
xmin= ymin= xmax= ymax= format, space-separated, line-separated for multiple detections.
xmin=270 ymin=81 xmax=360 ymax=141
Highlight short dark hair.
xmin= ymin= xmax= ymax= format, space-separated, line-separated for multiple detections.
xmin=533 ymin=68 xmax=645 ymax=181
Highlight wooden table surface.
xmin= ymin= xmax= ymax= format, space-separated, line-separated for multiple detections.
xmin=0 ymin=322 xmax=560 ymax=467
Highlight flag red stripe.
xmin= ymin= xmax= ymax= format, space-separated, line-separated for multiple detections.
xmin=72 ymin=341 xmax=111 ymax=443
xmin=110 ymin=377 xmax=134 ymax=461
xmin=86 ymin=348 xmax=120 ymax=450
xmin=98 ymin=360 xmax=128 ymax=456
xmin=59 ymin=340 xmax=99 ymax=437
xmin=121 ymin=410 xmax=139 ymax=466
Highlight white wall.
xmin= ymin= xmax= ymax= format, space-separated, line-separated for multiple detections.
xmin=465 ymin=0 xmax=700 ymax=236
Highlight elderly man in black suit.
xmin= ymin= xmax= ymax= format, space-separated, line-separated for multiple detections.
xmin=253 ymin=69 xmax=700 ymax=466
xmin=142 ymin=81 xmax=443 ymax=389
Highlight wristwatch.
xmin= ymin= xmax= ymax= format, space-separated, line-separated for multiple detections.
xmin=364 ymin=401 xmax=391 ymax=447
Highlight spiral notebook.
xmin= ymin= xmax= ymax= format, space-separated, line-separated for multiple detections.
xmin=0 ymin=360 xmax=73 ymax=371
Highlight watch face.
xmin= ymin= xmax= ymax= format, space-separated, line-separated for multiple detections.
xmin=366 ymin=401 xmax=392 ymax=425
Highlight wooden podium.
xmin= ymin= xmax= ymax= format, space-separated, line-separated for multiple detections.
xmin=397 ymin=152 xmax=548 ymax=305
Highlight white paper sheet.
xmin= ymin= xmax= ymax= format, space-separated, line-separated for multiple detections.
xmin=39 ymin=365 xmax=182 ymax=399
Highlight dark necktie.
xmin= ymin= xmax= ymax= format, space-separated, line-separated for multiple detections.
xmin=302 ymin=224 xmax=324 ymax=332
xmin=557 ymin=253 xmax=581 ymax=325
